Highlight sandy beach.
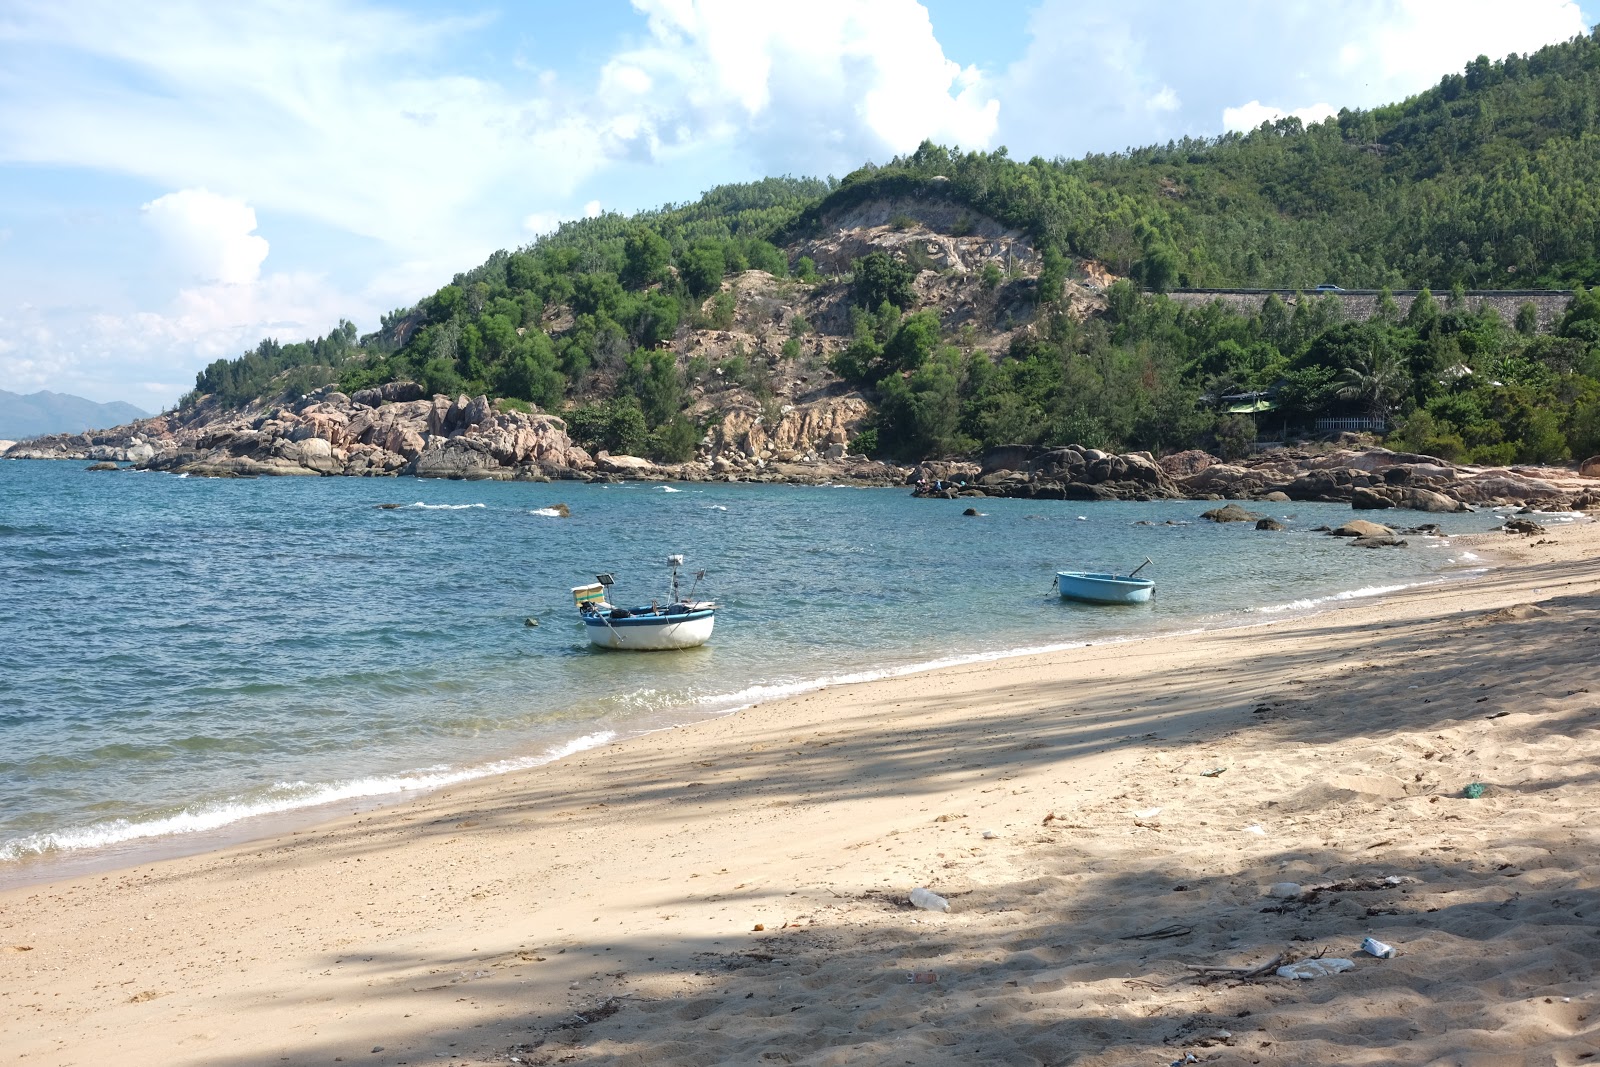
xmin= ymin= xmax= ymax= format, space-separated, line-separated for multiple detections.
xmin=4 ymin=520 xmax=1599 ymax=1066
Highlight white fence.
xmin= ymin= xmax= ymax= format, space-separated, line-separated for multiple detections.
xmin=1314 ymin=416 xmax=1388 ymax=433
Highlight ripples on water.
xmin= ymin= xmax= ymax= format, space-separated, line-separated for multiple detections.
xmin=0 ymin=459 xmax=1511 ymax=876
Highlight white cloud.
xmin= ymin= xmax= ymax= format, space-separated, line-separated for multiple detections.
xmin=996 ymin=0 xmax=1588 ymax=158
xmin=583 ymin=199 xmax=603 ymax=219
xmin=141 ymin=189 xmax=270 ymax=285
xmin=618 ymin=0 xmax=999 ymax=169
xmin=0 ymin=0 xmax=1006 ymax=410
xmin=0 ymin=270 xmax=367 ymax=412
xmin=1222 ymin=100 xmax=1339 ymax=133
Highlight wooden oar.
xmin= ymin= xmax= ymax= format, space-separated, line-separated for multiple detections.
xmin=1128 ymin=557 xmax=1153 ymax=578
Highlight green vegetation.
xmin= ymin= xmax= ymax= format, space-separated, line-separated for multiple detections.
xmin=183 ymin=31 xmax=1600 ymax=465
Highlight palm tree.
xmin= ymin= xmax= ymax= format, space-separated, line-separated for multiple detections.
xmin=1333 ymin=346 xmax=1407 ymax=425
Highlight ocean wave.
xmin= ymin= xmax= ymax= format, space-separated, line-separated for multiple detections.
xmin=656 ymin=485 xmax=683 ymax=493
xmin=407 ymin=502 xmax=486 ymax=511
xmin=530 ymin=507 xmax=565 ymax=517
xmin=704 ymin=504 xmax=728 ymax=511
xmin=0 ymin=731 xmax=616 ymax=863
xmin=1252 ymin=580 xmax=1432 ymax=615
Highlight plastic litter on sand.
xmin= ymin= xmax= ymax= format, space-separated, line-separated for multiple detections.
xmin=909 ymin=887 xmax=949 ymax=912
xmin=907 ymin=972 xmax=938 ymax=984
xmin=1361 ymin=936 xmax=1398 ymax=959
xmin=1277 ymin=958 xmax=1355 ymax=980
xmin=1269 ymin=881 xmax=1303 ymax=899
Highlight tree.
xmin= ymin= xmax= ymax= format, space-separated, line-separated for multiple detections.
xmin=621 ymin=228 xmax=671 ymax=289
xmin=1333 ymin=346 xmax=1408 ymax=421
xmin=852 ymin=251 xmax=916 ymax=311
xmin=680 ymin=241 xmax=726 ymax=298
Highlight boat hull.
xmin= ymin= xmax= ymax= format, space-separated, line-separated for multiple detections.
xmin=1056 ymin=571 xmax=1154 ymax=605
xmin=582 ymin=609 xmax=716 ymax=650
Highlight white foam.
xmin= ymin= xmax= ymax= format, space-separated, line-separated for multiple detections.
xmin=705 ymin=504 xmax=728 ymax=511
xmin=0 ymin=731 xmax=616 ymax=863
xmin=530 ymin=507 xmax=565 ymax=517
xmin=407 ymin=502 xmax=485 ymax=511
xmin=1253 ymin=581 xmax=1429 ymax=615
xmin=656 ymin=485 xmax=683 ymax=493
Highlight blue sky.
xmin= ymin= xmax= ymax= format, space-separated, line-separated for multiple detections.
xmin=0 ymin=0 xmax=1593 ymax=412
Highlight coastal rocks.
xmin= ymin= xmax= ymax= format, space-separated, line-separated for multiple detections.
xmin=1255 ymin=518 xmax=1286 ymax=531
xmin=1501 ymin=518 xmax=1547 ymax=535
xmin=1329 ymin=520 xmax=1394 ymax=538
xmin=1351 ymin=487 xmax=1394 ymax=510
xmin=1157 ymin=449 xmax=1220 ymax=479
xmin=923 ymin=444 xmax=1183 ymax=502
xmin=595 ymin=452 xmax=659 ymax=475
xmin=1350 ymin=536 xmax=1409 ymax=549
xmin=1201 ymin=503 xmax=1262 ymax=523
xmin=411 ymin=437 xmax=512 ymax=480
xmin=85 ymin=461 xmax=120 ymax=471
xmin=1582 ymin=455 xmax=1600 ymax=478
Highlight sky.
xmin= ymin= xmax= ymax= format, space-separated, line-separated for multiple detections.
xmin=0 ymin=0 xmax=1593 ymax=412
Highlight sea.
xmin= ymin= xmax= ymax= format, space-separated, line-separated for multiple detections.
xmin=0 ymin=458 xmax=1529 ymax=887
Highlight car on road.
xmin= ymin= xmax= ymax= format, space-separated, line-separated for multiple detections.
xmin=1314 ymin=283 xmax=1345 ymax=291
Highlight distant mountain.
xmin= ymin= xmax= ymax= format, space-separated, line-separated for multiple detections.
xmin=0 ymin=390 xmax=150 ymax=440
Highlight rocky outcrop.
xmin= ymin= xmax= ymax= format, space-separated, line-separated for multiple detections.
xmin=703 ymin=395 xmax=869 ymax=468
xmin=913 ymin=444 xmax=1182 ymax=501
xmin=9 ymin=385 xmax=596 ymax=481
xmin=1143 ymin=446 xmax=1587 ymax=512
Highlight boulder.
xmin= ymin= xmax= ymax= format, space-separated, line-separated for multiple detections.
xmin=1396 ymin=486 xmax=1467 ymax=513
xmin=1260 ymin=491 xmax=1291 ymax=502
xmin=1349 ymin=536 xmax=1408 ymax=549
xmin=1581 ymin=455 xmax=1600 ymax=479
xmin=1255 ymin=518 xmax=1286 ymax=531
xmin=1201 ymin=503 xmax=1263 ymax=523
xmin=1329 ymin=520 xmax=1394 ymax=538
xmin=85 ymin=461 xmax=120 ymax=471
xmin=1351 ymin=487 xmax=1394 ymax=510
xmin=411 ymin=439 xmax=512 ymax=480
xmin=596 ymin=452 xmax=658 ymax=474
xmin=1501 ymin=518 xmax=1546 ymax=535
xmin=1158 ymin=449 xmax=1220 ymax=478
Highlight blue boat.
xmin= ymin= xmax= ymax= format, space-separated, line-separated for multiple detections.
xmin=1055 ymin=558 xmax=1154 ymax=605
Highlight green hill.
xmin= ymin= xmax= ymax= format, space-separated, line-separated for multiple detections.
xmin=183 ymin=29 xmax=1600 ymax=466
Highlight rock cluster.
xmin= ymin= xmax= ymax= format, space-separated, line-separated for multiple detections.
xmin=4 ymin=384 xmax=592 ymax=480
xmin=911 ymin=444 xmax=1181 ymax=501
xmin=905 ymin=442 xmax=1599 ymax=515
xmin=4 ymin=383 xmax=910 ymax=486
xmin=1157 ymin=446 xmax=1599 ymax=512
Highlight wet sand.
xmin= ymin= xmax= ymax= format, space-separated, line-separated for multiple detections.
xmin=3 ymin=520 xmax=1599 ymax=1066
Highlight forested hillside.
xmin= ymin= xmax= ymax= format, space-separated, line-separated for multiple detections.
xmin=182 ymin=29 xmax=1600 ymax=467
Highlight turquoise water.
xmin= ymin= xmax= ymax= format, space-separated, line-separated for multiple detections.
xmin=0 ymin=459 xmax=1508 ymax=883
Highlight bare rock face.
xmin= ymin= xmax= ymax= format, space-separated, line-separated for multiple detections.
xmin=706 ymin=395 xmax=870 ymax=464
xmin=1582 ymin=455 xmax=1600 ymax=478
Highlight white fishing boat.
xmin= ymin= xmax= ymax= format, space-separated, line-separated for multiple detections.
xmin=572 ymin=556 xmax=717 ymax=650
xmin=1055 ymin=558 xmax=1155 ymax=605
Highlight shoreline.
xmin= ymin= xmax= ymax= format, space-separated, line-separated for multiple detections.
xmin=0 ymin=524 xmax=1520 ymax=892
xmin=4 ymin=522 xmax=1598 ymax=1064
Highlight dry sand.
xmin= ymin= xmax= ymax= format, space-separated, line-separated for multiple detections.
xmin=4 ymin=521 xmax=1600 ymax=1067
